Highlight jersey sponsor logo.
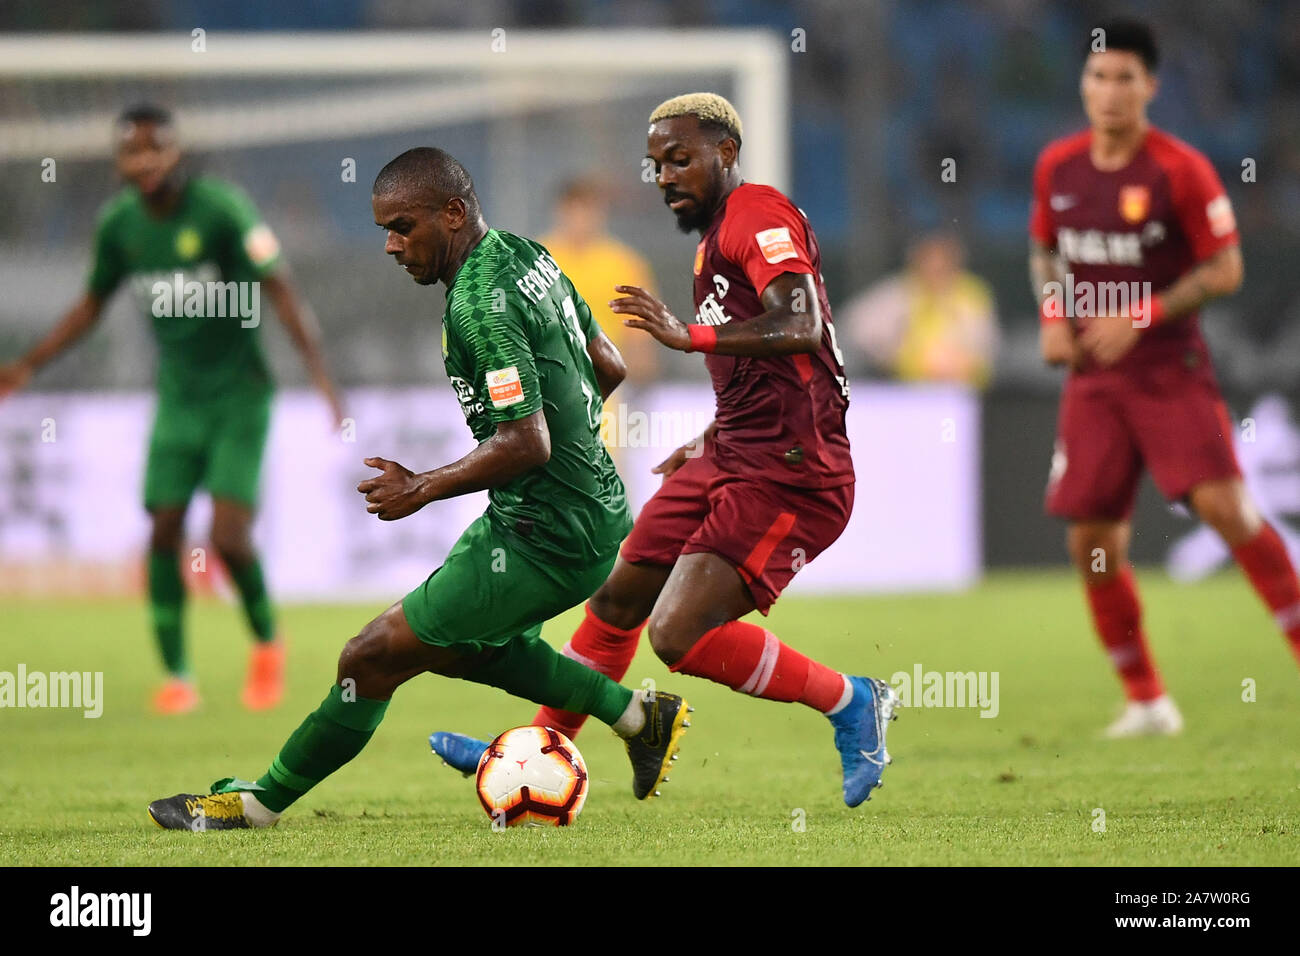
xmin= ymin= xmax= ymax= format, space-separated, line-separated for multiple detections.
xmin=450 ymin=375 xmax=484 ymax=419
xmin=1118 ymin=185 xmax=1150 ymax=224
xmin=694 ymin=292 xmax=730 ymax=326
xmin=243 ymin=224 xmax=280 ymax=268
xmin=486 ymin=366 xmax=525 ymax=408
xmin=175 ymin=227 xmax=202 ymax=260
xmin=755 ymin=226 xmax=798 ymax=264
xmin=693 ymin=241 xmax=705 ymax=276
xmin=713 ymin=274 xmax=730 ymax=299
xmin=1206 ymin=195 xmax=1236 ymax=237
xmin=128 ymin=263 xmax=220 ymax=305
xmin=1050 ymin=194 xmax=1077 ymax=212
xmin=1056 ymin=227 xmax=1144 ymax=266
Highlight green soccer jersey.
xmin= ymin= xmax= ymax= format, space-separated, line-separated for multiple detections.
xmin=442 ymin=228 xmax=631 ymax=565
xmin=87 ymin=176 xmax=282 ymax=403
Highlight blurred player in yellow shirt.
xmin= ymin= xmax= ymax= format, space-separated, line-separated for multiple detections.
xmin=841 ymin=231 xmax=998 ymax=389
xmin=541 ymin=179 xmax=659 ymax=467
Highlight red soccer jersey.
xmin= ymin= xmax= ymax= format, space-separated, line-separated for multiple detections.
xmin=691 ymin=182 xmax=853 ymax=489
xmin=1030 ymin=126 xmax=1239 ymax=376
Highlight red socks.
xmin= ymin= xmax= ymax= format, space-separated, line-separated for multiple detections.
xmin=531 ymin=603 xmax=643 ymax=740
xmin=1085 ymin=565 xmax=1164 ymax=702
xmin=1231 ymin=523 xmax=1300 ymax=665
xmin=1083 ymin=526 xmax=1300 ymax=699
xmin=669 ymin=619 xmax=850 ymax=713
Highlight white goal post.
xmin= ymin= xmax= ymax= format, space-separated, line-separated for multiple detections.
xmin=0 ymin=29 xmax=789 ymax=188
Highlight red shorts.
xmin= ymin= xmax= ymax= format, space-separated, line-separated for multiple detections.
xmin=620 ymin=451 xmax=854 ymax=613
xmin=1045 ymin=364 xmax=1241 ymax=521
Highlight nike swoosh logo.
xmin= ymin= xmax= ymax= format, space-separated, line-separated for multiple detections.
xmin=859 ymin=748 xmax=885 ymax=766
xmin=1050 ymin=195 xmax=1077 ymax=211
xmin=857 ymin=682 xmax=892 ymax=766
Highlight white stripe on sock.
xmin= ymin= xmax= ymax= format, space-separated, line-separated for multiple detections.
xmin=824 ymin=675 xmax=853 ymax=716
xmin=560 ymin=640 xmax=600 ymax=671
xmin=738 ymin=630 xmax=780 ymax=696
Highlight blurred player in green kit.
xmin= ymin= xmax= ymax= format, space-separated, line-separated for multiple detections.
xmin=0 ymin=104 xmax=344 ymax=714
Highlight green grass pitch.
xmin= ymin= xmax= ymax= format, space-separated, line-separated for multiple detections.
xmin=1 ymin=570 xmax=1295 ymax=866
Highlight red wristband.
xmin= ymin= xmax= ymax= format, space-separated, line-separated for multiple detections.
xmin=1133 ymin=294 xmax=1165 ymax=330
xmin=1039 ymin=295 xmax=1065 ymax=325
xmin=687 ymin=324 xmax=718 ymax=353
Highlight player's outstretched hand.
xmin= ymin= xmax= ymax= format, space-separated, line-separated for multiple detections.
xmin=1080 ymin=313 xmax=1140 ymax=367
xmin=0 ymin=362 xmax=32 ymax=400
xmin=357 ymin=456 xmax=428 ymax=520
xmin=652 ymin=438 xmax=700 ymax=481
xmin=611 ymin=285 xmax=691 ymax=352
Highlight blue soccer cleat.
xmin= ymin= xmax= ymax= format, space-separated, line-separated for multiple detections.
xmin=429 ymin=731 xmax=491 ymax=777
xmin=829 ymin=676 xmax=900 ymax=807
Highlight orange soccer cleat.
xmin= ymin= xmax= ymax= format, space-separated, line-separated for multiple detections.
xmin=241 ymin=639 xmax=286 ymax=711
xmin=152 ymin=677 xmax=200 ymax=715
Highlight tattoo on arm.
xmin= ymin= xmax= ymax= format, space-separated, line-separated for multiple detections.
xmin=1028 ymin=242 xmax=1062 ymax=304
xmin=1155 ymin=244 xmax=1242 ymax=321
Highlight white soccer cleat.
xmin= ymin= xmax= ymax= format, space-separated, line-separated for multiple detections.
xmin=1103 ymin=695 xmax=1184 ymax=738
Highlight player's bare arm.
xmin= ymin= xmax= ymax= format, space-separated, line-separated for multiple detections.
xmin=1029 ymin=239 xmax=1081 ymax=369
xmin=611 ymin=272 xmax=821 ymax=356
xmin=0 ymin=293 xmax=105 ymax=398
xmin=585 ymin=329 xmax=626 ymax=400
xmin=1151 ymin=243 xmax=1243 ymax=320
xmin=1081 ymin=244 xmax=1244 ymax=367
xmin=357 ymin=410 xmax=551 ymax=520
xmin=261 ymin=270 xmax=346 ymax=426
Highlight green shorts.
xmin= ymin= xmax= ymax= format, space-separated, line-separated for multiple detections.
xmin=401 ymin=514 xmax=617 ymax=654
xmin=143 ymin=389 xmax=272 ymax=510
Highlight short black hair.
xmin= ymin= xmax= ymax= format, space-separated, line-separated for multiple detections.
xmin=372 ymin=146 xmax=481 ymax=217
xmin=1087 ymin=18 xmax=1159 ymax=72
xmin=697 ymin=117 xmax=742 ymax=151
xmin=116 ymin=102 xmax=173 ymax=129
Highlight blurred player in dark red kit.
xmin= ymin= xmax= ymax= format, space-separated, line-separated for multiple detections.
xmin=1030 ymin=19 xmax=1300 ymax=736
xmin=432 ymin=93 xmax=898 ymax=807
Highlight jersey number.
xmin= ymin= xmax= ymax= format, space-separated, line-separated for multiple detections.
xmin=825 ymin=322 xmax=850 ymax=398
xmin=561 ymin=296 xmax=602 ymax=433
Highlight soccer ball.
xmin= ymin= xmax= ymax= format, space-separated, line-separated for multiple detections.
xmin=475 ymin=725 xmax=589 ymax=827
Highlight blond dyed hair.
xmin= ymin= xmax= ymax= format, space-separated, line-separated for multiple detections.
xmin=649 ymin=93 xmax=743 ymax=145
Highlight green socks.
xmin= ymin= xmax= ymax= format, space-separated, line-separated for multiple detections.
xmin=147 ymin=550 xmax=187 ymax=676
xmin=226 ymin=556 xmax=276 ymax=643
xmin=253 ymin=684 xmax=389 ymax=813
xmin=147 ymin=548 xmax=276 ymax=678
xmin=246 ymin=634 xmax=631 ymax=814
xmin=464 ymin=632 xmax=633 ymax=727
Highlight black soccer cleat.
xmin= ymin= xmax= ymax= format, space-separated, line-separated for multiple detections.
xmin=624 ymin=691 xmax=692 ymax=800
xmin=147 ymin=790 xmax=253 ymax=831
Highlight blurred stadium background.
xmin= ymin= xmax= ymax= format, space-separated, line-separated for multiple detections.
xmin=1 ymin=0 xmax=1298 ymax=598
